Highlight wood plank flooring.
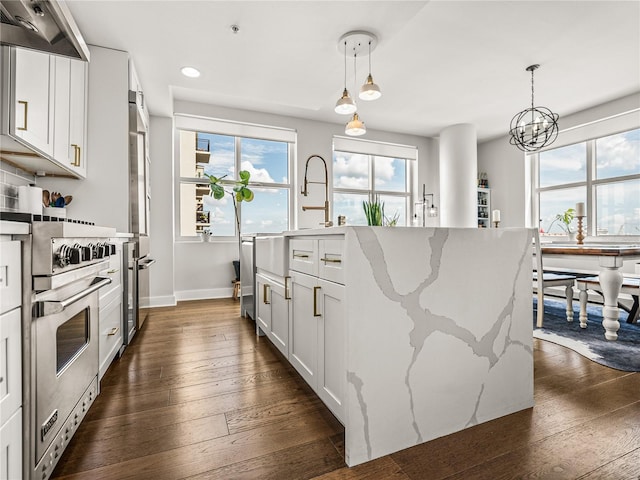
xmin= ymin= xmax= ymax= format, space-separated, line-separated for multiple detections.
xmin=51 ymin=298 xmax=640 ymax=480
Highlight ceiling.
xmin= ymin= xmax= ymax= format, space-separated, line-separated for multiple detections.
xmin=66 ymin=1 xmax=640 ymax=141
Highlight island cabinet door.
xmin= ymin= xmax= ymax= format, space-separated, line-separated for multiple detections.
xmin=289 ymin=272 xmax=318 ymax=388
xmin=256 ymin=274 xmax=272 ymax=336
xmin=316 ymin=278 xmax=345 ymax=423
xmin=269 ymin=280 xmax=289 ymax=358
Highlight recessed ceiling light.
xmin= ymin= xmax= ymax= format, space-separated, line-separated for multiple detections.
xmin=181 ymin=66 xmax=200 ymax=78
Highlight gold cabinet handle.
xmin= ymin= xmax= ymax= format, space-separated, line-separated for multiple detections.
xmin=284 ymin=276 xmax=291 ymax=300
xmin=313 ymin=286 xmax=321 ymax=317
xmin=263 ymin=283 xmax=270 ymax=304
xmin=71 ymin=144 xmax=81 ymax=166
xmin=17 ymin=100 xmax=28 ymax=130
xmin=320 ymin=257 xmax=342 ymax=264
xmin=293 ymin=252 xmax=310 ymax=259
xmin=107 ymin=327 xmax=119 ymax=336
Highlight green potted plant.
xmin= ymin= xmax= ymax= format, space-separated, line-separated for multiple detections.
xmin=363 ymin=195 xmax=384 ymax=226
xmin=548 ymin=207 xmax=576 ymax=238
xmin=205 ymin=170 xmax=254 ymax=236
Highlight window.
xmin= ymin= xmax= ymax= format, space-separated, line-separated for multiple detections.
xmin=536 ymin=128 xmax=640 ymax=236
xmin=333 ymin=150 xmax=413 ymax=226
xmin=176 ymin=116 xmax=294 ymax=239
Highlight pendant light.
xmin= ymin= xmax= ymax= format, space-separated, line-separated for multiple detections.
xmin=508 ymin=64 xmax=559 ymax=152
xmin=359 ymin=40 xmax=381 ymax=101
xmin=335 ymin=40 xmax=356 ymax=115
xmin=346 ymin=52 xmax=366 ymax=136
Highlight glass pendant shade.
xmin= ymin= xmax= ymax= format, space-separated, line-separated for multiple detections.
xmin=359 ymin=74 xmax=381 ymax=100
xmin=345 ymin=112 xmax=366 ymax=136
xmin=335 ymin=88 xmax=357 ymax=115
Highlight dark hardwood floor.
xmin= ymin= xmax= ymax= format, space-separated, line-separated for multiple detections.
xmin=51 ymin=298 xmax=640 ymax=480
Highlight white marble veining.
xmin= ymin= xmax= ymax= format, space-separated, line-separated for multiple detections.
xmin=342 ymin=227 xmax=534 ymax=466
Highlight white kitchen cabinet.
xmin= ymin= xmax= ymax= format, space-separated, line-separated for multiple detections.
xmin=0 ymin=308 xmax=21 ymax=425
xmin=98 ymin=242 xmax=123 ymax=380
xmin=0 ymin=239 xmax=22 ymax=480
xmin=11 ymin=47 xmax=54 ymax=156
xmin=1 ymin=47 xmax=88 ymax=178
xmin=289 ymin=271 xmax=318 ymax=387
xmin=288 ymin=236 xmax=345 ymax=423
xmin=0 ymin=408 xmax=22 ymax=480
xmin=256 ymin=272 xmax=290 ymax=358
xmin=54 ymin=56 xmax=88 ymax=177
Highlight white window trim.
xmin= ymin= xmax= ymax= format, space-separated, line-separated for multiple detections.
xmin=533 ymin=128 xmax=640 ymax=238
xmin=174 ymin=116 xmax=295 ymax=242
xmin=332 ymin=137 xmax=417 ymax=225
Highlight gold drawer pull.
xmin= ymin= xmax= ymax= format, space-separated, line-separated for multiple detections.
xmin=71 ymin=144 xmax=81 ymax=166
xmin=263 ymin=283 xmax=270 ymax=304
xmin=284 ymin=276 xmax=291 ymax=300
xmin=17 ymin=100 xmax=28 ymax=130
xmin=313 ymin=286 xmax=321 ymax=317
xmin=320 ymin=257 xmax=342 ymax=264
xmin=107 ymin=327 xmax=119 ymax=336
xmin=293 ymin=252 xmax=310 ymax=259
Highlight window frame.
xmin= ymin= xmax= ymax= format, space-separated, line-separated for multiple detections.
xmin=533 ymin=128 xmax=640 ymax=238
xmin=175 ymin=125 xmax=294 ymax=242
xmin=332 ymin=150 xmax=415 ymax=226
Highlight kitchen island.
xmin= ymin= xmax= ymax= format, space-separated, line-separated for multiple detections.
xmin=255 ymin=226 xmax=534 ymax=466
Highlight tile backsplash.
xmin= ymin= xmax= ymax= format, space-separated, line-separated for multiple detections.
xmin=1 ymin=160 xmax=36 ymax=211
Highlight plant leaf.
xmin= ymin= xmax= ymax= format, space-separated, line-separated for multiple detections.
xmin=210 ymin=184 xmax=225 ymax=200
xmin=239 ymin=170 xmax=251 ymax=183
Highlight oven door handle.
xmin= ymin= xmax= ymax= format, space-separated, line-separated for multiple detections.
xmin=34 ymin=277 xmax=112 ymax=318
xmin=138 ymin=258 xmax=156 ymax=270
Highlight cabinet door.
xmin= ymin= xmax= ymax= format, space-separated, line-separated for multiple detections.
xmin=256 ymin=274 xmax=272 ymax=335
xmin=0 ymin=308 xmax=21 ymax=425
xmin=269 ymin=280 xmax=289 ymax=358
xmin=12 ymin=48 xmax=54 ymax=155
xmin=0 ymin=408 xmax=22 ymax=480
xmin=53 ymin=56 xmax=72 ymax=167
xmin=289 ymin=272 xmax=317 ymax=387
xmin=316 ymin=278 xmax=345 ymax=423
xmin=68 ymin=58 xmax=87 ymax=177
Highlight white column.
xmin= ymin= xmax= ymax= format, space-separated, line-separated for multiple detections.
xmin=439 ymin=124 xmax=477 ymax=227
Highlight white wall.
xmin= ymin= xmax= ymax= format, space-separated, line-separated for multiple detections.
xmin=148 ymin=116 xmax=176 ymax=306
xmin=168 ymin=100 xmax=437 ymax=300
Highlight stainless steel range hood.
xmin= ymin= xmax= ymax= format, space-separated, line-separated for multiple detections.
xmin=0 ymin=0 xmax=89 ymax=60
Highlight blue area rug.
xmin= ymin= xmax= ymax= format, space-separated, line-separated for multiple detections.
xmin=533 ymin=298 xmax=640 ymax=372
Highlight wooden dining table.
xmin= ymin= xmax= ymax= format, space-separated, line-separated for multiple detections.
xmin=541 ymin=244 xmax=640 ymax=341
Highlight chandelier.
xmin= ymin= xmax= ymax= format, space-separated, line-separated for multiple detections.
xmin=335 ymin=31 xmax=381 ymax=137
xmin=509 ymin=64 xmax=559 ymax=152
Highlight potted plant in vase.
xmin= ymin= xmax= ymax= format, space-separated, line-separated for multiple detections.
xmin=548 ymin=207 xmax=577 ymax=241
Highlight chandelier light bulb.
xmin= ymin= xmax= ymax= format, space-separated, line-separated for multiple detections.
xmin=359 ymin=74 xmax=382 ymax=101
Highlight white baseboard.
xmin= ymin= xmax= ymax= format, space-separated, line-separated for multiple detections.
xmin=175 ymin=287 xmax=234 ymax=302
xmin=147 ymin=295 xmax=177 ymax=308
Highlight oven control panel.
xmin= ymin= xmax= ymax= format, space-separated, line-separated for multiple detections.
xmin=52 ymin=240 xmax=116 ymax=271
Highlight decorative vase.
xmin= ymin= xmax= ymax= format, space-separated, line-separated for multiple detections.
xmin=568 ymin=231 xmax=577 ymax=243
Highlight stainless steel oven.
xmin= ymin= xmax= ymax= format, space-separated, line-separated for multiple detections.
xmin=27 ymin=221 xmax=116 ymax=480
xmin=32 ymin=274 xmax=109 ymax=468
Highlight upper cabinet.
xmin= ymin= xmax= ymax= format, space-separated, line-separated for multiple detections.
xmin=11 ymin=48 xmax=54 ymax=157
xmin=53 ymin=56 xmax=88 ymax=177
xmin=1 ymin=46 xmax=88 ymax=178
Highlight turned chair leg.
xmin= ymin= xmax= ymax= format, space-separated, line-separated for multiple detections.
xmin=579 ymin=285 xmax=588 ymax=328
xmin=565 ymin=284 xmax=574 ymax=323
